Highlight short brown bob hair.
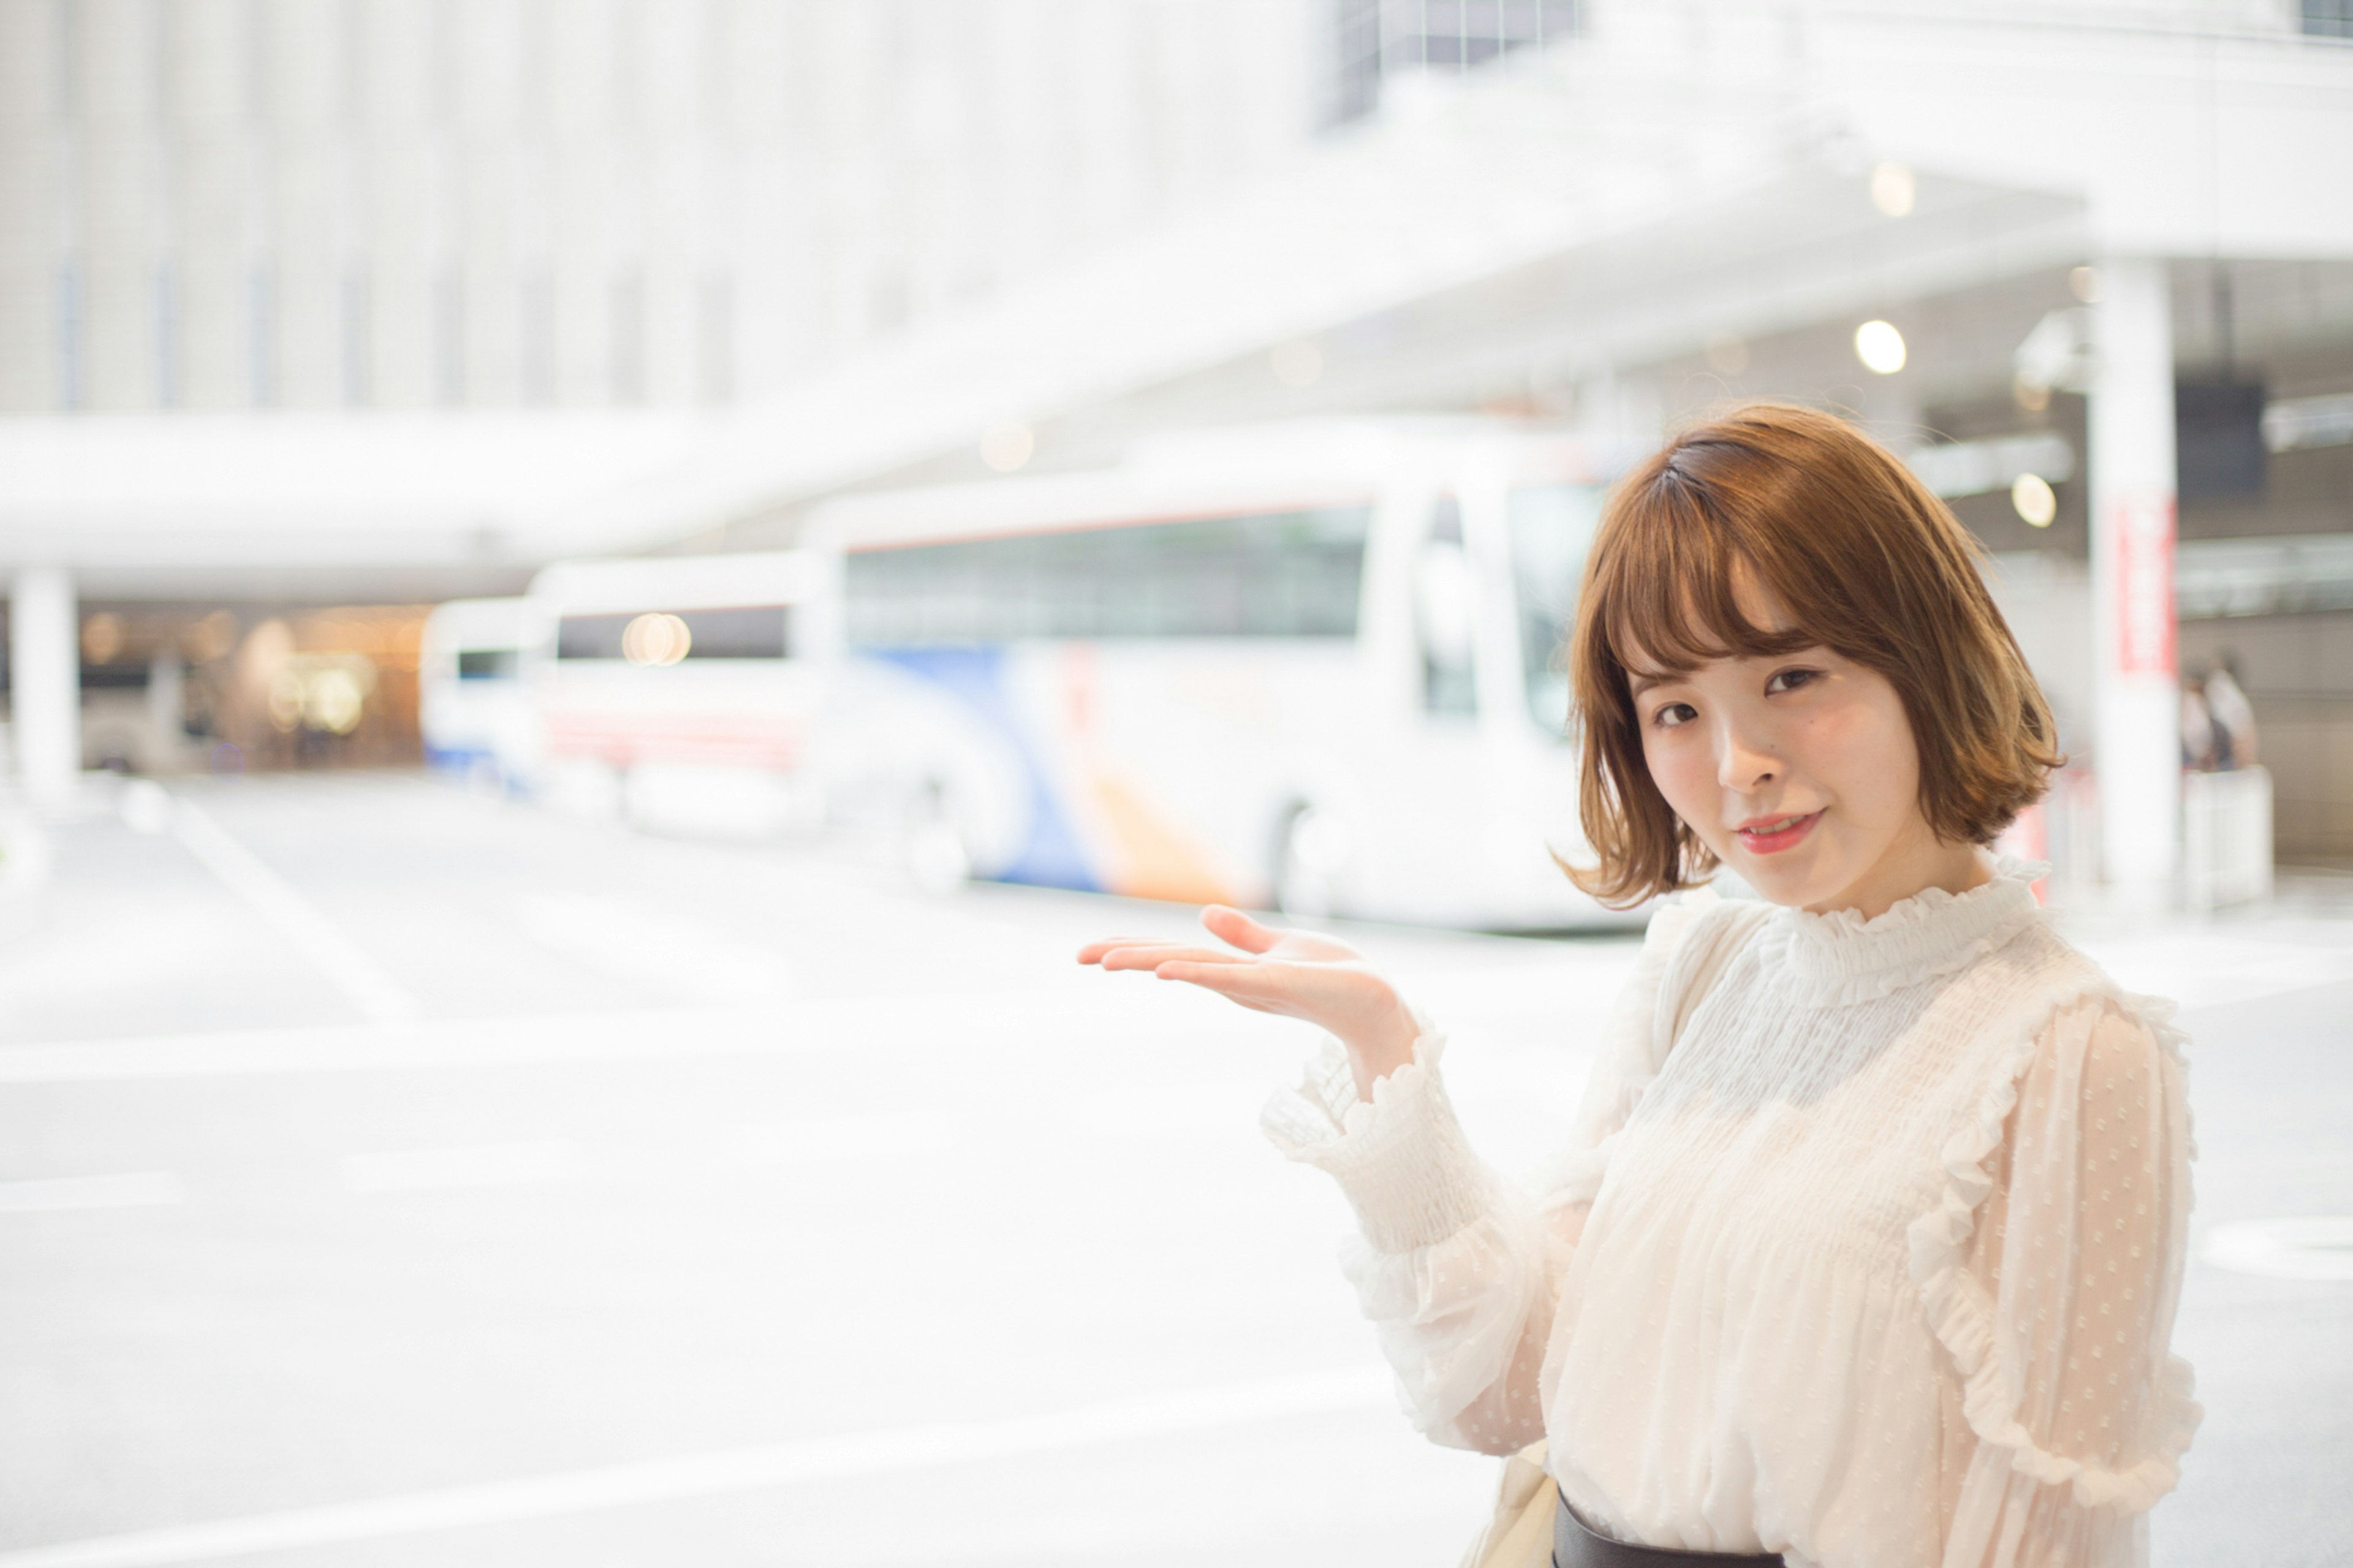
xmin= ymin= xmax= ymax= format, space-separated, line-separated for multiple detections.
xmin=1566 ymin=401 xmax=2061 ymax=909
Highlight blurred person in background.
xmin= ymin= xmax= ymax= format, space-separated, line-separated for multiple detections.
xmin=1085 ymin=406 xmax=2196 ymax=1568
xmin=2203 ymin=653 xmax=2258 ymax=772
xmin=2181 ymin=668 xmax=2219 ymax=772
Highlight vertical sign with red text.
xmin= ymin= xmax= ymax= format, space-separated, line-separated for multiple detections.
xmin=2112 ymin=496 xmax=2176 ymax=676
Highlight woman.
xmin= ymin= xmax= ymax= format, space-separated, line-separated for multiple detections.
xmin=1082 ymin=404 xmax=2196 ymax=1568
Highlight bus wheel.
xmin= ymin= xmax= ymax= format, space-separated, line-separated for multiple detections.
xmin=1273 ymin=805 xmax=1346 ymax=920
xmin=906 ymin=783 xmax=971 ymax=895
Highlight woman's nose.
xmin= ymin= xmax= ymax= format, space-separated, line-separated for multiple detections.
xmin=1716 ymin=725 xmax=1779 ymax=793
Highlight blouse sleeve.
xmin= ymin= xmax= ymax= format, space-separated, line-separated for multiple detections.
xmin=1939 ymin=994 xmax=2200 ymax=1568
xmin=1257 ymin=895 xmax=1727 ymax=1456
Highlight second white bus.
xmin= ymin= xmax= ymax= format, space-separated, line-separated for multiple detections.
xmin=523 ymin=551 xmax=824 ymax=837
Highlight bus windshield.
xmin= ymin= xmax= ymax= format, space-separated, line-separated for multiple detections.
xmin=1507 ymin=483 xmax=1604 ymax=738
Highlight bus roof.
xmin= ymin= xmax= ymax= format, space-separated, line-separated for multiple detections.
xmin=528 ymin=550 xmax=817 ymax=613
xmin=422 ymin=597 xmax=532 ymax=651
xmin=805 ymin=418 xmax=1597 ymax=551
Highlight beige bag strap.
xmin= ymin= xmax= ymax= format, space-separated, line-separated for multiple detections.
xmin=1459 ymin=1442 xmax=1558 ymax=1568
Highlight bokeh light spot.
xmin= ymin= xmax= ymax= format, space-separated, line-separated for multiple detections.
xmin=81 ymin=613 xmax=125 ymax=664
xmin=980 ymin=424 xmax=1034 ymax=472
xmin=1854 ymin=319 xmax=1907 ymax=375
xmin=2012 ymin=472 xmax=2058 ymax=528
xmin=305 ymin=667 xmax=368 ymax=733
xmin=621 ymin=612 xmax=692 ymax=667
xmin=1869 ymin=161 xmax=1915 ymax=218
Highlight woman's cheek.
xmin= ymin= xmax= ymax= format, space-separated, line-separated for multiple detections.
xmin=1804 ymin=694 xmax=1917 ymax=826
xmin=1644 ymin=732 xmax=1716 ymax=841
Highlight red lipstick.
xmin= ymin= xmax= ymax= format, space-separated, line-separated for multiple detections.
xmin=1734 ymin=809 xmax=1822 ymax=855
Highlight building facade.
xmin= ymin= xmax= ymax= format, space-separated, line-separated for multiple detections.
xmin=0 ymin=0 xmax=1320 ymax=417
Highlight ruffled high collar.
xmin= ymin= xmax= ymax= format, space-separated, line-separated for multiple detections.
xmin=1764 ymin=857 xmax=2045 ymax=1007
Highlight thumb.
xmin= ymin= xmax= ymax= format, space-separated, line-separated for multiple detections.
xmin=1201 ymin=904 xmax=1281 ymax=954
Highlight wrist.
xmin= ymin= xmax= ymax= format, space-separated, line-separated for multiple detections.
xmin=1342 ymin=993 xmax=1423 ymax=1102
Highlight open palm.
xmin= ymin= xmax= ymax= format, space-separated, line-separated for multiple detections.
xmin=1078 ymin=905 xmax=1420 ymax=1097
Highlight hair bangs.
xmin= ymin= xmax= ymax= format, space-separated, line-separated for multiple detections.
xmin=1593 ymin=473 xmax=1814 ymax=686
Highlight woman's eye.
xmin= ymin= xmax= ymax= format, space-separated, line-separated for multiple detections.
xmin=1766 ymin=667 xmax=1821 ymax=695
xmin=1651 ymin=702 xmax=1697 ymax=729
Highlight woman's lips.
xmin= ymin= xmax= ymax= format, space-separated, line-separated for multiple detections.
xmin=1735 ymin=809 xmax=1823 ymax=855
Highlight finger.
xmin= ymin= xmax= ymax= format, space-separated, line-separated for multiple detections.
xmin=1097 ymin=945 xmax=1250 ymax=972
xmin=1079 ymin=936 xmax=1225 ymax=964
xmin=1200 ymin=904 xmax=1283 ymax=955
xmin=1077 ymin=937 xmax=1169 ymax=964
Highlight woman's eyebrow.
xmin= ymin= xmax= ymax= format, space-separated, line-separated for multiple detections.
xmin=1627 ymin=669 xmax=1678 ymax=698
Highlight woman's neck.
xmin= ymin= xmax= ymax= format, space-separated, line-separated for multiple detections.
xmin=1803 ymin=834 xmax=1992 ymax=920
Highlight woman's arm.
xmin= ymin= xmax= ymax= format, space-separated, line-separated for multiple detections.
xmin=1258 ymin=1011 xmax=1563 ymax=1453
xmin=1085 ymin=907 xmax=1549 ymax=1452
xmin=1943 ymin=996 xmax=2199 ymax=1568
xmin=1083 ymin=898 xmax=1716 ymax=1455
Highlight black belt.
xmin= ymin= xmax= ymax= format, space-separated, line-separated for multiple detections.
xmin=1553 ymin=1493 xmax=1785 ymax=1568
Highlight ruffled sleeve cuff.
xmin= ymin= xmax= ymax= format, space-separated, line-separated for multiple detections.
xmin=1259 ymin=1017 xmax=1504 ymax=1254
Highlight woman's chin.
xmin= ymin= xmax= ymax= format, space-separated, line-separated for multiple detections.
xmin=1727 ymin=842 xmax=1849 ymax=910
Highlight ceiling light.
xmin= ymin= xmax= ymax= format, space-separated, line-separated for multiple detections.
xmin=1854 ymin=320 xmax=1907 ymax=375
xmin=2012 ymin=473 xmax=2058 ymax=528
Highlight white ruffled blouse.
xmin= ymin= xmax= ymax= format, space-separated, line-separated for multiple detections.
xmin=1263 ymin=863 xmax=2197 ymax=1568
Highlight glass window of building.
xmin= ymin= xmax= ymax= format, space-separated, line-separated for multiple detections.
xmin=1328 ymin=0 xmax=1583 ymax=127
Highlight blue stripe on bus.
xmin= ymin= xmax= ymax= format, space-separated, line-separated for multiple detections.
xmin=862 ymin=646 xmax=1101 ymax=893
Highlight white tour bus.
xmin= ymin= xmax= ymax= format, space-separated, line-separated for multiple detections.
xmin=419 ymin=597 xmax=537 ymax=788
xmin=522 ymin=551 xmax=823 ymax=836
xmin=801 ymin=420 xmax=1636 ymax=928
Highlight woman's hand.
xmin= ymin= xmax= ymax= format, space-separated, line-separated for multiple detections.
xmin=1078 ymin=905 xmax=1422 ymax=1101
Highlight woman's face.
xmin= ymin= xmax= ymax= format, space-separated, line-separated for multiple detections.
xmin=1630 ymin=595 xmax=1983 ymax=917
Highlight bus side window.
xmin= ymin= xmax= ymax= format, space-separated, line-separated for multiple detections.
xmin=1418 ymin=495 xmax=1477 ymax=718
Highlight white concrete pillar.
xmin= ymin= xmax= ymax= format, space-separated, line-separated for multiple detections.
xmin=640 ymin=0 xmax=707 ymax=408
xmin=78 ymin=0 xmax=163 ymax=409
xmin=147 ymin=646 xmax=185 ymax=762
xmin=12 ymin=567 xmax=80 ymax=805
xmin=452 ymin=0 xmax=525 ymax=407
xmin=2088 ymin=258 xmax=2180 ymax=907
xmin=169 ymin=0 xmax=259 ymax=411
xmin=0 ymin=0 xmax=66 ymax=412
xmin=357 ymin=0 xmax=438 ymax=409
xmin=260 ymin=0 xmax=348 ymax=409
xmin=547 ymin=2 xmax=618 ymax=406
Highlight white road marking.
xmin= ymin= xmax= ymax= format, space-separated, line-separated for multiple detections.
xmin=167 ymin=798 xmax=423 ymax=1025
xmin=721 ymin=1099 xmax=1243 ymax=1170
xmin=339 ymin=1141 xmax=581 ymax=1194
xmin=2202 ymin=1216 xmax=2353 ymax=1281
xmin=0 ymin=1172 xmax=185 ymax=1214
xmin=0 ymin=1008 xmax=750 ymax=1082
xmin=0 ymin=1364 xmax=1393 ymax=1568
xmin=0 ymin=987 xmax=1267 ymax=1082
